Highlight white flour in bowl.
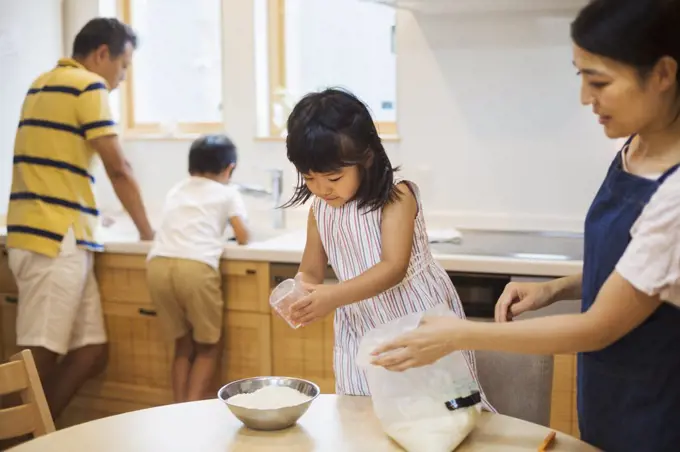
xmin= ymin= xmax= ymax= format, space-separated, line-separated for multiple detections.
xmin=227 ymin=386 xmax=311 ymax=410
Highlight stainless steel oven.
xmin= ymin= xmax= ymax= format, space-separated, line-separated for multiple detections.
xmin=447 ymin=272 xmax=512 ymax=319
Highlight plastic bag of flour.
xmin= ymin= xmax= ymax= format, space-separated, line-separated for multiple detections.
xmin=357 ymin=305 xmax=482 ymax=452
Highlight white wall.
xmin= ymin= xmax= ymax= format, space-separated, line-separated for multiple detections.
xmin=107 ymin=2 xmax=616 ymax=232
xmin=394 ymin=12 xmax=617 ymax=231
xmin=0 ymin=0 xmax=64 ymax=217
xmin=5 ymin=1 xmax=621 ymax=233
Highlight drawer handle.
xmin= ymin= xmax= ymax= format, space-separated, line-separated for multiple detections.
xmin=245 ymin=269 xmax=257 ymax=275
xmin=138 ymin=308 xmax=157 ymax=317
xmin=5 ymin=296 xmax=18 ymax=304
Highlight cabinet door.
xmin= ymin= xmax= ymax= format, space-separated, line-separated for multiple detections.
xmin=87 ymin=301 xmax=173 ymax=406
xmin=271 ymin=313 xmax=335 ymax=393
xmin=220 ymin=261 xmax=270 ymax=313
xmin=95 ymin=254 xmax=151 ymax=304
xmin=0 ymin=246 xmax=18 ymax=294
xmin=550 ymin=353 xmax=578 ymax=436
xmin=1 ymin=293 xmax=19 ymax=361
xmin=219 ymin=311 xmax=271 ymax=384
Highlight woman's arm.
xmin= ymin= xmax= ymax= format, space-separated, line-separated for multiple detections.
xmin=331 ymin=183 xmax=417 ymax=306
xmin=297 ymin=207 xmax=328 ymax=285
xmin=495 ymin=273 xmax=583 ymax=322
xmin=461 ymin=271 xmax=659 ymax=354
xmin=372 ymin=271 xmax=661 ymax=370
xmin=550 ymin=273 xmax=583 ymax=302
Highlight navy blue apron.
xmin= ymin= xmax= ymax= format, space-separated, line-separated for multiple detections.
xmin=579 ymin=139 xmax=680 ymax=452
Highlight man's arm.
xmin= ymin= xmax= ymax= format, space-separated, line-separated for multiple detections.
xmin=76 ymin=81 xmax=154 ymax=240
xmin=90 ymin=135 xmax=154 ymax=240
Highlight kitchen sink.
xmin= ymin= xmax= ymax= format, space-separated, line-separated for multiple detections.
xmin=429 ymin=229 xmax=584 ymax=261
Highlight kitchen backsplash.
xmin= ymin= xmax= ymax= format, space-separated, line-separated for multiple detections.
xmin=3 ymin=1 xmax=622 ymax=233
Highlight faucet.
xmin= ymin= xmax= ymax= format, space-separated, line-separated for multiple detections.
xmin=233 ymin=169 xmax=285 ymax=229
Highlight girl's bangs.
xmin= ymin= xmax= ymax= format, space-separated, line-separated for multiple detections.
xmin=287 ymin=127 xmax=360 ymax=175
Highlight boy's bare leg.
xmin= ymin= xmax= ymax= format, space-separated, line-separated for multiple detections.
xmin=172 ymin=334 xmax=195 ymax=403
xmin=186 ymin=341 xmax=221 ymax=401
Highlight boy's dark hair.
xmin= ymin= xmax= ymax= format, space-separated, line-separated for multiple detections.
xmin=72 ymin=18 xmax=138 ymax=58
xmin=572 ymin=0 xmax=680 ymax=83
xmin=188 ymin=134 xmax=238 ymax=175
xmin=284 ymin=88 xmax=398 ymax=212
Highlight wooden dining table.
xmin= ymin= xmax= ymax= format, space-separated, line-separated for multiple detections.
xmin=11 ymin=395 xmax=599 ymax=451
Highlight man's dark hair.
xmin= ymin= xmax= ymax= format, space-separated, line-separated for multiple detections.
xmin=189 ymin=134 xmax=238 ymax=175
xmin=72 ymin=18 xmax=138 ymax=58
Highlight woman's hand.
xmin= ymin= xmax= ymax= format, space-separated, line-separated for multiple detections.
xmin=495 ymin=281 xmax=554 ymax=323
xmin=370 ymin=316 xmax=467 ymax=372
xmin=289 ymin=283 xmax=339 ymax=326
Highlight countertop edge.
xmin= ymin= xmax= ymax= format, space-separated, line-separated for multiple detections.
xmin=1 ymin=235 xmax=583 ymax=277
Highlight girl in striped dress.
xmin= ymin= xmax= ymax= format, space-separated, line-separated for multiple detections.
xmin=284 ymin=88 xmax=491 ymax=408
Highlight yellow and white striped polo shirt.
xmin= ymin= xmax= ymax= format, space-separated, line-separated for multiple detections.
xmin=7 ymin=58 xmax=117 ymax=257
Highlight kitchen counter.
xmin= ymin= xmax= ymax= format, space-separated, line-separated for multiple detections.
xmin=0 ymin=227 xmax=583 ymax=277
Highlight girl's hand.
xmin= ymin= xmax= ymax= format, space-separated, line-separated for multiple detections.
xmin=370 ymin=316 xmax=466 ymax=371
xmin=289 ymin=283 xmax=340 ymax=326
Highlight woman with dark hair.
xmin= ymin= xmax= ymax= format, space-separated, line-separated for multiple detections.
xmin=372 ymin=1 xmax=680 ymax=450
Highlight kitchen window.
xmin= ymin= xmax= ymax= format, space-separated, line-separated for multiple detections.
xmin=254 ymin=0 xmax=398 ymax=139
xmin=117 ymin=0 xmax=224 ymax=136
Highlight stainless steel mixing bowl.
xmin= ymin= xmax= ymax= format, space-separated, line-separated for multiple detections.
xmin=218 ymin=376 xmax=320 ymax=431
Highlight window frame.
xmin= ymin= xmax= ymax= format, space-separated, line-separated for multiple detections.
xmin=118 ymin=0 xmax=225 ymax=137
xmin=264 ymin=0 xmax=398 ymax=139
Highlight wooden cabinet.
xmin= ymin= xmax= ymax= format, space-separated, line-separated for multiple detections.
xmin=60 ymin=254 xmax=273 ymax=427
xmin=59 ymin=301 xmax=173 ymax=428
xmin=0 ymin=245 xmax=19 ymax=365
xmin=271 ymin=313 xmax=336 ymax=393
xmin=0 ymin=245 xmax=18 ymax=294
xmin=220 ymin=311 xmax=272 ymax=382
xmin=550 ymin=354 xmax=579 ymax=437
xmin=220 ymin=261 xmax=270 ymax=313
xmin=1 ymin=293 xmax=19 ymax=361
xmin=91 ymin=302 xmax=174 ymax=401
xmin=95 ymin=253 xmax=150 ymax=304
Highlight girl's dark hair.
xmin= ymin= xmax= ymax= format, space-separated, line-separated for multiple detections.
xmin=571 ymin=0 xmax=680 ymax=81
xmin=284 ymin=88 xmax=398 ymax=212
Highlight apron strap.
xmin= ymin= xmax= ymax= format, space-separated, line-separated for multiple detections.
xmin=658 ymin=163 xmax=680 ymax=184
xmin=620 ymin=134 xmax=679 ymax=184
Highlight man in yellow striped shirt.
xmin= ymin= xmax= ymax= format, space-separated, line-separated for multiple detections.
xmin=6 ymin=18 xmax=153 ymax=419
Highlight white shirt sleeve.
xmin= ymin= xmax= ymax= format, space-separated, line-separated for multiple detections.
xmin=616 ymin=170 xmax=680 ymax=306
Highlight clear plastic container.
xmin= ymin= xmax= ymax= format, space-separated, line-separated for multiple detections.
xmin=269 ymin=275 xmax=309 ymax=329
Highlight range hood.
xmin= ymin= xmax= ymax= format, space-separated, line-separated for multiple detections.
xmin=362 ymin=0 xmax=589 ymax=14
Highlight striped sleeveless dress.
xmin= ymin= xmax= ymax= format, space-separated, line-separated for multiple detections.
xmin=312 ymin=180 xmax=492 ymax=409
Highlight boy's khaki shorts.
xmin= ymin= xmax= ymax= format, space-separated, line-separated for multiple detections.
xmin=146 ymin=257 xmax=223 ymax=344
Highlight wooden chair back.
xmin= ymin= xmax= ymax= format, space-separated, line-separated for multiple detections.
xmin=0 ymin=350 xmax=55 ymax=441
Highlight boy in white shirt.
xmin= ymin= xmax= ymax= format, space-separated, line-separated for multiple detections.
xmin=147 ymin=134 xmax=249 ymax=402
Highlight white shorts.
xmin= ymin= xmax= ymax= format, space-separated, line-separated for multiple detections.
xmin=7 ymin=230 xmax=107 ymax=355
